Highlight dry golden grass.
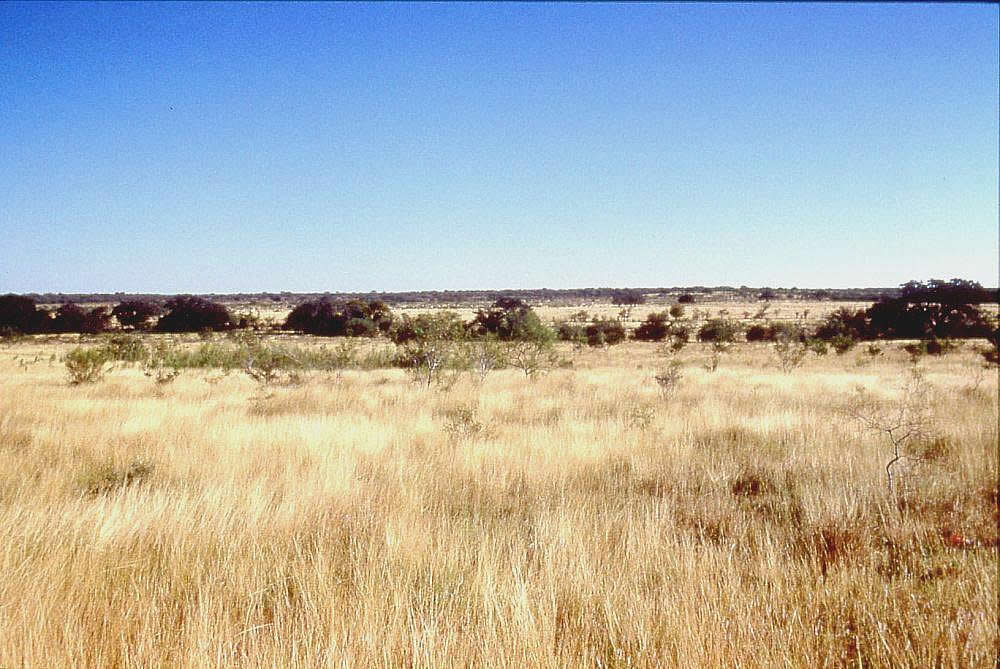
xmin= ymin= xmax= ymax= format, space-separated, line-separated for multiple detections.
xmin=0 ymin=336 xmax=996 ymax=667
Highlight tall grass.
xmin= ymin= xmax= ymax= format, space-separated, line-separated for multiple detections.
xmin=0 ymin=337 xmax=995 ymax=666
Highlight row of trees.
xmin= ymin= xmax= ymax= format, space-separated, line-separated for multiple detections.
xmin=3 ymin=279 xmax=996 ymax=347
xmin=0 ymin=296 xmax=234 ymax=335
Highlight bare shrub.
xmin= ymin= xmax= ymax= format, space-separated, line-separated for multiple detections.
xmin=844 ymin=367 xmax=935 ymax=496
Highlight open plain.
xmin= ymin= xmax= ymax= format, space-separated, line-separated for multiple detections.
xmin=0 ymin=332 xmax=996 ymax=667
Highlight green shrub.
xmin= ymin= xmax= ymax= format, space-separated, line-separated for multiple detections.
xmin=633 ymin=312 xmax=670 ymax=341
xmin=99 ymin=334 xmax=149 ymax=362
xmin=697 ymin=319 xmax=742 ymax=343
xmin=556 ymin=321 xmax=586 ymax=344
xmin=807 ymin=338 xmax=828 ymax=356
xmin=64 ymin=347 xmax=111 ymax=384
xmin=830 ymin=334 xmax=857 ymax=355
xmin=586 ymin=319 xmax=626 ymax=347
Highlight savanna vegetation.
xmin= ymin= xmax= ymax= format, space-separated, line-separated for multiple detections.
xmin=0 ymin=279 xmax=996 ymax=666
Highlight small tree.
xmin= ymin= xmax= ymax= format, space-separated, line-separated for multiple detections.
xmin=703 ymin=341 xmax=730 ymax=373
xmin=392 ymin=312 xmax=467 ymax=387
xmin=654 ymin=359 xmax=683 ymax=399
xmin=773 ymin=329 xmax=807 ymax=373
xmin=844 ymin=367 xmax=934 ymax=496
xmin=462 ymin=335 xmax=504 ymax=384
xmin=503 ymin=339 xmax=558 ymax=380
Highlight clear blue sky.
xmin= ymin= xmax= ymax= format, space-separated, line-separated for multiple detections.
xmin=2 ymin=2 xmax=997 ymax=293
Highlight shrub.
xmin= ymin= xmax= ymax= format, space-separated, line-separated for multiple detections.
xmin=923 ymin=337 xmax=957 ymax=356
xmin=815 ymin=307 xmax=868 ymax=341
xmin=100 ymin=334 xmax=148 ymax=362
xmin=390 ymin=312 xmax=467 ymax=345
xmin=555 ymin=321 xmax=586 ymax=344
xmin=503 ymin=339 xmax=558 ymax=379
xmin=390 ymin=312 xmax=468 ymax=386
xmin=611 ymin=289 xmax=646 ymax=306
xmin=634 ymin=312 xmax=671 ymax=342
xmin=831 ymin=334 xmax=857 ymax=355
xmin=745 ymin=324 xmax=771 ymax=342
xmin=284 ymin=298 xmax=392 ymax=337
xmin=773 ymin=334 xmax=807 ymax=373
xmin=697 ymin=319 xmax=741 ymax=343
xmin=807 ymin=338 xmax=828 ymax=356
xmin=677 ymin=293 xmax=695 ymax=304
xmin=469 ymin=298 xmax=553 ymax=343
xmin=654 ymin=360 xmax=683 ymax=399
xmin=156 ymin=297 xmax=233 ymax=333
xmin=65 ymin=347 xmax=111 ymax=384
xmin=586 ymin=318 xmax=626 ymax=347
xmin=80 ymin=459 xmax=153 ymax=496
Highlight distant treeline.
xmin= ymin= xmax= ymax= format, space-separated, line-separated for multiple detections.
xmin=17 ymin=283 xmax=998 ymax=307
xmin=2 ymin=280 xmax=996 ymax=350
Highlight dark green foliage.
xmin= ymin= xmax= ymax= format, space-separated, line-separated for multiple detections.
xmin=865 ymin=280 xmax=993 ymax=340
xmin=745 ymin=324 xmax=770 ymax=342
xmin=52 ymin=303 xmax=110 ymax=334
xmin=697 ymin=319 xmax=742 ymax=343
xmin=469 ymin=298 xmax=553 ymax=343
xmin=677 ymin=293 xmax=695 ymax=304
xmin=586 ymin=318 xmax=626 ymax=347
xmin=156 ymin=297 xmax=233 ymax=333
xmin=0 ymin=294 xmax=51 ymax=334
xmin=815 ymin=307 xmax=868 ymax=341
xmin=610 ymin=289 xmax=646 ymax=306
xmin=390 ymin=312 xmax=467 ymax=345
xmin=111 ymin=300 xmax=162 ymax=330
xmin=634 ymin=312 xmax=671 ymax=342
xmin=899 ymin=278 xmax=995 ymax=305
xmin=284 ymin=298 xmax=392 ymax=337
xmin=556 ymin=321 xmax=586 ymax=344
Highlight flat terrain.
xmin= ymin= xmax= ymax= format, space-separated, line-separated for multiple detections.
xmin=0 ymin=335 xmax=996 ymax=667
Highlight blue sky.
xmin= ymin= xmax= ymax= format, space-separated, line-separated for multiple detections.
xmin=2 ymin=2 xmax=997 ymax=293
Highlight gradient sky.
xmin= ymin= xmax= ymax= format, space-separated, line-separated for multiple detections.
xmin=2 ymin=2 xmax=997 ymax=293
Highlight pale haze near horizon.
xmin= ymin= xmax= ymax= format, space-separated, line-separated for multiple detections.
xmin=1 ymin=2 xmax=997 ymax=294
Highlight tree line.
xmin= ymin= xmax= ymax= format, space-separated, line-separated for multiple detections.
xmin=1 ymin=279 xmax=996 ymax=351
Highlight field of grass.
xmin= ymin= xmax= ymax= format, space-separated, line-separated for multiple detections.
xmin=0 ymin=335 xmax=996 ymax=667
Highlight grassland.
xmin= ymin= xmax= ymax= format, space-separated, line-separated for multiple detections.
xmin=0 ymin=333 xmax=996 ymax=667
